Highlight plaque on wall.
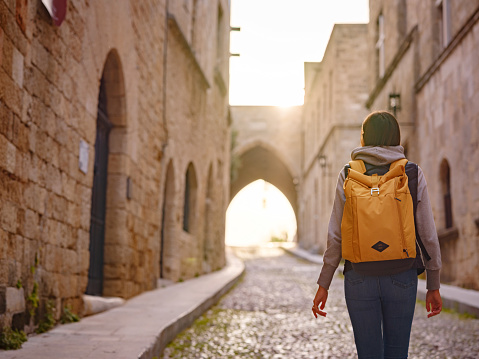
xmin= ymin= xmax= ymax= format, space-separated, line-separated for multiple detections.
xmin=79 ymin=139 xmax=89 ymax=174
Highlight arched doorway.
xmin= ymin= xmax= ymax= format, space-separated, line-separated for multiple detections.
xmin=86 ymin=78 xmax=112 ymax=295
xmin=86 ymin=50 xmax=128 ymax=296
xmin=160 ymin=160 xmax=176 ymax=280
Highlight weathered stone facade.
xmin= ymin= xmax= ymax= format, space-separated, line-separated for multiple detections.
xmin=298 ymin=1 xmax=479 ymax=290
xmin=366 ymin=0 xmax=479 ymax=290
xmin=0 ymin=0 xmax=230 ymax=333
xmin=299 ymin=24 xmax=369 ymax=252
xmin=229 ymin=106 xmax=302 ymax=218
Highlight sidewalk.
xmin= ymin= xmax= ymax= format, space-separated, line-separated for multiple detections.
xmin=0 ymin=252 xmax=245 ymax=359
xmin=282 ymin=243 xmax=479 ymax=318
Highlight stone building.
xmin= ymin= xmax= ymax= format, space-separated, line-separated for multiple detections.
xmin=299 ymin=1 xmax=479 ymax=290
xmin=299 ymin=24 xmax=369 ymax=252
xmin=0 ymin=0 xmax=231 ymax=333
xmin=365 ymin=0 xmax=479 ymax=290
xmin=229 ymin=106 xmax=302 ymax=219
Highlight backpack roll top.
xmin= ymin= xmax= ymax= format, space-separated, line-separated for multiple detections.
xmin=341 ymin=159 xmax=417 ymax=264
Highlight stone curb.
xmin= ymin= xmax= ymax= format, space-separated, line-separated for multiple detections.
xmin=0 ymin=251 xmax=245 ymax=359
xmin=139 ymin=252 xmax=245 ymax=358
xmin=282 ymin=244 xmax=479 ymax=318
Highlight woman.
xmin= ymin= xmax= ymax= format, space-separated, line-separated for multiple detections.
xmin=312 ymin=111 xmax=443 ymax=359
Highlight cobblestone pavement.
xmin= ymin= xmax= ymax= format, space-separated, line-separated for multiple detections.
xmin=162 ymin=246 xmax=479 ymax=359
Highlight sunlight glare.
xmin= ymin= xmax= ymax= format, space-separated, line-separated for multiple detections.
xmin=226 ymin=180 xmax=297 ymax=247
xmin=229 ymin=0 xmax=370 ymax=106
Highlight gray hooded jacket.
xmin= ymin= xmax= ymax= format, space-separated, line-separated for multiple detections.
xmin=317 ymin=146 xmax=442 ymax=290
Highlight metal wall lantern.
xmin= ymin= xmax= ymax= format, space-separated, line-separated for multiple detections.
xmin=318 ymin=155 xmax=327 ymax=168
xmin=388 ymin=93 xmax=401 ymax=117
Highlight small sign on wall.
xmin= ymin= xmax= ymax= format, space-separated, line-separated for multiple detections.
xmin=79 ymin=140 xmax=89 ymax=174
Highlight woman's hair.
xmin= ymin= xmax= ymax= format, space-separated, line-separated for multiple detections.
xmin=362 ymin=111 xmax=401 ymax=146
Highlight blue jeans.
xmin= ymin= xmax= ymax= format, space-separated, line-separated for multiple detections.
xmin=344 ymin=268 xmax=418 ymax=359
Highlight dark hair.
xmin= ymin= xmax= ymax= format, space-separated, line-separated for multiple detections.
xmin=362 ymin=111 xmax=401 ymax=146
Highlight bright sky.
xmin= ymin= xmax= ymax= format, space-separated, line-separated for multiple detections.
xmin=229 ymin=0 xmax=370 ymax=106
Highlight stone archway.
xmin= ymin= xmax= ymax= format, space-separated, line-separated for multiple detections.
xmin=230 ymin=143 xmax=298 ymax=217
xmin=229 ymin=106 xmax=302 ymax=239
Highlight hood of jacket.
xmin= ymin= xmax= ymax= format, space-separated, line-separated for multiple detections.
xmin=350 ymin=146 xmax=406 ymax=166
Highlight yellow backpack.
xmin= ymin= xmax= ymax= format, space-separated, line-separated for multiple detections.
xmin=341 ymin=158 xmax=417 ymax=263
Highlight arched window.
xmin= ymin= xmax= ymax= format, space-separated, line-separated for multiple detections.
xmin=160 ymin=160 xmax=176 ymax=280
xmin=376 ymin=13 xmax=385 ymax=79
xmin=183 ymin=163 xmax=198 ymax=233
xmin=440 ymin=159 xmax=453 ymax=228
xmin=203 ymin=165 xmax=215 ymax=272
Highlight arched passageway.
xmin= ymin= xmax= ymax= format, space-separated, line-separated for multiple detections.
xmin=230 ymin=144 xmax=298 ymax=217
xmin=226 ymin=179 xmax=297 ymax=246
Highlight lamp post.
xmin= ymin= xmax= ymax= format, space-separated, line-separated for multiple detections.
xmin=388 ymin=93 xmax=401 ymax=117
xmin=318 ymin=155 xmax=327 ymax=169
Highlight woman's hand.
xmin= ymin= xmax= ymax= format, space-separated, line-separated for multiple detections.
xmin=312 ymin=285 xmax=328 ymax=318
xmin=426 ymin=289 xmax=442 ymax=318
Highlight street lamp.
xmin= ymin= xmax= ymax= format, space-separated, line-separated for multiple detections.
xmin=318 ymin=155 xmax=327 ymax=169
xmin=388 ymin=93 xmax=401 ymax=117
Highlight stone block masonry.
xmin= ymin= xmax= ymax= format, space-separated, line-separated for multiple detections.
xmin=0 ymin=0 xmax=231 ymax=334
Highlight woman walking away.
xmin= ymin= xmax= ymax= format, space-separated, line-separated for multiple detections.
xmin=312 ymin=111 xmax=442 ymax=359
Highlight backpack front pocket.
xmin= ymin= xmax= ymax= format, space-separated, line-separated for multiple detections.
xmin=356 ymin=194 xmax=403 ymax=262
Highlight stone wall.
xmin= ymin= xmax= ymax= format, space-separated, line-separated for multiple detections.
xmin=415 ymin=17 xmax=479 ymax=290
xmin=229 ymin=106 xmax=302 ymax=214
xmin=366 ymin=0 xmax=479 ymax=289
xmin=0 ymin=0 xmax=230 ymax=333
xmin=299 ymin=24 xmax=369 ymax=252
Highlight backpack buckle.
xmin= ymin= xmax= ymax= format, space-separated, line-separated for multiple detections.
xmin=371 ymin=188 xmax=380 ymax=196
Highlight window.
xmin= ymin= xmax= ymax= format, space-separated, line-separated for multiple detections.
xmin=376 ymin=14 xmax=385 ymax=78
xmin=216 ymin=4 xmax=225 ymax=64
xmin=183 ymin=163 xmax=198 ymax=232
xmin=398 ymin=0 xmax=407 ymax=39
xmin=316 ymin=99 xmax=321 ymax=143
xmin=440 ymin=159 xmax=453 ymax=228
xmin=328 ymin=71 xmax=333 ymax=114
xmin=322 ymin=83 xmax=327 ymax=121
xmin=191 ymin=0 xmax=198 ymax=50
xmin=436 ymin=0 xmax=451 ymax=48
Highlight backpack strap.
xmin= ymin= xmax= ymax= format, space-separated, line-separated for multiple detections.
xmin=405 ymin=162 xmax=431 ymax=262
xmin=348 ymin=160 xmax=367 ymax=174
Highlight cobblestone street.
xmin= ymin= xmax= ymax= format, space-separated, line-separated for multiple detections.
xmin=162 ymin=246 xmax=479 ymax=359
